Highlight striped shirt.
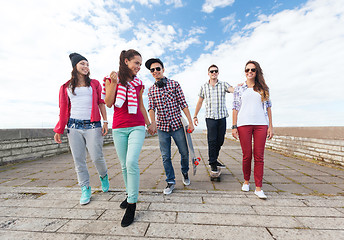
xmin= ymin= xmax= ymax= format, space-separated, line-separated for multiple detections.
xmin=199 ymin=80 xmax=232 ymax=119
xmin=148 ymin=78 xmax=188 ymax=132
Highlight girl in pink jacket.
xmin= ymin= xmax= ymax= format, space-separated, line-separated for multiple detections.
xmin=54 ymin=53 xmax=109 ymax=205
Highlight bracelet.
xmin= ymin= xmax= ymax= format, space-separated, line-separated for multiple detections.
xmin=193 ymin=116 xmax=197 ymax=119
xmin=103 ymin=120 xmax=108 ymax=123
xmin=232 ymin=125 xmax=237 ymax=129
xmin=147 ymin=123 xmax=151 ymax=127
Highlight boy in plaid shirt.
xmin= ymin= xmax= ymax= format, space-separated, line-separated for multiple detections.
xmin=146 ymin=58 xmax=194 ymax=195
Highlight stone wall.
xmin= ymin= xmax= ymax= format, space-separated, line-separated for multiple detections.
xmin=0 ymin=129 xmax=114 ymax=165
xmin=266 ymin=127 xmax=344 ymax=166
xmin=2 ymin=127 xmax=343 ymax=166
xmin=228 ymin=127 xmax=344 ymax=167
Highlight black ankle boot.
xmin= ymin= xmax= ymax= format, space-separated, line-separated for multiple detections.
xmin=120 ymin=197 xmax=128 ymax=209
xmin=121 ymin=203 xmax=136 ymax=227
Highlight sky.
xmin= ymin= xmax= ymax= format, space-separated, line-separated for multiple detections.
xmin=0 ymin=0 xmax=343 ymax=129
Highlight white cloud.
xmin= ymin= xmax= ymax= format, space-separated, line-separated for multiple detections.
xmin=202 ymin=0 xmax=235 ymax=13
xmin=165 ymin=0 xmax=183 ymax=8
xmin=204 ymin=41 xmax=215 ymax=51
xmin=188 ymin=26 xmax=206 ymax=36
xmin=118 ymin=0 xmax=160 ymax=6
xmin=174 ymin=0 xmax=344 ymax=127
xmin=171 ymin=37 xmax=200 ymax=52
xmin=221 ymin=13 xmax=237 ymax=32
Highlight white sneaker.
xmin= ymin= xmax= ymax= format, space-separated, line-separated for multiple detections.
xmin=254 ymin=190 xmax=267 ymax=199
xmin=163 ymin=183 xmax=175 ymax=195
xmin=241 ymin=183 xmax=250 ymax=192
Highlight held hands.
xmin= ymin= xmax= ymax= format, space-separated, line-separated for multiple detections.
xmin=231 ymin=129 xmax=238 ymax=140
xmin=148 ymin=122 xmax=157 ymax=135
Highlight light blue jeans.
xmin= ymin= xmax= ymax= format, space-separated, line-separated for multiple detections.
xmin=112 ymin=126 xmax=145 ymax=203
xmin=67 ymin=127 xmax=108 ymax=188
xmin=157 ymin=127 xmax=189 ymax=184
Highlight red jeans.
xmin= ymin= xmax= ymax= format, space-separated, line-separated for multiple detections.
xmin=238 ymin=125 xmax=268 ymax=187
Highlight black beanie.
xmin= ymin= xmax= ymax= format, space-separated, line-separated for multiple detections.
xmin=69 ymin=53 xmax=88 ymax=68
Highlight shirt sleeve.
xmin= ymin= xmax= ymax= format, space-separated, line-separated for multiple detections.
xmin=175 ymin=81 xmax=188 ymax=109
xmin=224 ymin=82 xmax=232 ymax=92
xmin=232 ymin=86 xmax=241 ymax=111
xmin=101 ymin=76 xmax=110 ymax=100
xmin=53 ymin=85 xmax=69 ymax=134
xmin=265 ymin=99 xmax=272 ymax=108
xmin=148 ymin=87 xmax=155 ymax=111
xmin=95 ymin=80 xmax=105 ymax=105
xmin=199 ymin=85 xmax=204 ymax=98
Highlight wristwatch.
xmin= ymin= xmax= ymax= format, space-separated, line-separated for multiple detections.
xmin=232 ymin=125 xmax=237 ymax=129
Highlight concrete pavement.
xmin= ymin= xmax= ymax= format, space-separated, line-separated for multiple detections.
xmin=0 ymin=132 xmax=343 ymax=239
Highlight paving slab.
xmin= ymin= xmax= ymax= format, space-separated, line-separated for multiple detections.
xmin=145 ymin=223 xmax=273 ymax=240
xmin=296 ymin=216 xmax=344 ymax=230
xmin=268 ymin=228 xmax=344 ymax=240
xmin=252 ymin=206 xmax=344 ymax=217
xmin=0 ymin=230 xmax=88 ymax=240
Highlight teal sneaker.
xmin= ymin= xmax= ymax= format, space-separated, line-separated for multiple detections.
xmin=100 ymin=174 xmax=109 ymax=192
xmin=80 ymin=186 xmax=91 ymax=205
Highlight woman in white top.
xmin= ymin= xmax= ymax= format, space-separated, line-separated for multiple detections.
xmin=232 ymin=60 xmax=273 ymax=199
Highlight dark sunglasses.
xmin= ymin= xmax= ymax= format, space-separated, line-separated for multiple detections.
xmin=209 ymin=70 xmax=218 ymax=73
xmin=245 ymin=68 xmax=256 ymax=73
xmin=150 ymin=67 xmax=161 ymax=72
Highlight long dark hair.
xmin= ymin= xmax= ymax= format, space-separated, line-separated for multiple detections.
xmin=245 ymin=60 xmax=269 ymax=101
xmin=69 ymin=66 xmax=91 ymax=95
xmin=118 ymin=49 xmax=141 ymax=86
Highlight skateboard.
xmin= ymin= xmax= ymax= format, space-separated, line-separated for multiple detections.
xmin=210 ymin=167 xmax=222 ymax=182
xmin=181 ymin=118 xmax=200 ymax=175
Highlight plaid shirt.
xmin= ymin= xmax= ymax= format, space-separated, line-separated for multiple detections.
xmin=233 ymin=83 xmax=272 ymax=114
xmin=199 ymin=80 xmax=232 ymax=120
xmin=148 ymin=78 xmax=188 ymax=132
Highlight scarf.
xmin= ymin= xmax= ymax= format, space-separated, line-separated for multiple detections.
xmin=102 ymin=76 xmax=142 ymax=114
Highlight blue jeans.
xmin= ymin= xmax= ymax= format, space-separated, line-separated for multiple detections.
xmin=157 ymin=127 xmax=189 ymax=184
xmin=112 ymin=126 xmax=145 ymax=203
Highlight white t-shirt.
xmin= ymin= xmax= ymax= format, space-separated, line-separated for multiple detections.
xmin=237 ymin=88 xmax=269 ymax=127
xmin=67 ymin=87 xmax=93 ymax=120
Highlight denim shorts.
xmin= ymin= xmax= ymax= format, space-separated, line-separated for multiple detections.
xmin=67 ymin=118 xmax=101 ymax=129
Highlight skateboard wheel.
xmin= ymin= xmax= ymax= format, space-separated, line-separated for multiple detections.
xmin=187 ymin=129 xmax=192 ymax=133
xmin=195 ymin=161 xmax=199 ymax=165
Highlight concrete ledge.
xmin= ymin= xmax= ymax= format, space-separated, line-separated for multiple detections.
xmin=0 ymin=129 xmax=54 ymax=141
xmin=273 ymin=127 xmax=344 ymax=140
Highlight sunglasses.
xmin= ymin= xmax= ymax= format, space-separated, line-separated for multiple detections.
xmin=150 ymin=67 xmax=161 ymax=72
xmin=209 ymin=70 xmax=218 ymax=73
xmin=245 ymin=68 xmax=256 ymax=73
